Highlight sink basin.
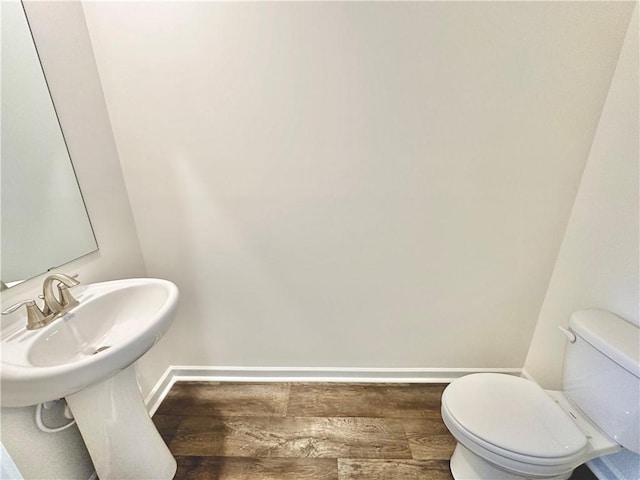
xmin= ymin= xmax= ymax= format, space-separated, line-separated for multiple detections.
xmin=1 ymin=278 xmax=178 ymax=407
xmin=1 ymin=277 xmax=179 ymax=479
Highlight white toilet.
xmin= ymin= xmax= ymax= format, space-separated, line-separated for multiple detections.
xmin=441 ymin=309 xmax=640 ymax=480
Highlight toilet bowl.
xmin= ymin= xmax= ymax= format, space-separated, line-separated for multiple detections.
xmin=440 ymin=310 xmax=640 ymax=480
xmin=441 ymin=373 xmax=619 ymax=480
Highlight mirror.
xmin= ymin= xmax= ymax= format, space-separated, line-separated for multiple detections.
xmin=1 ymin=2 xmax=98 ymax=289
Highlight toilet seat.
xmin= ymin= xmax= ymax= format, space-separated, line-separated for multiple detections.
xmin=441 ymin=374 xmax=589 ymax=477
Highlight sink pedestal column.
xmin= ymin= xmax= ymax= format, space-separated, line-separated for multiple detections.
xmin=65 ymin=364 xmax=176 ymax=480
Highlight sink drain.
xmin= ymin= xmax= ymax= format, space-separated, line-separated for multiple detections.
xmin=92 ymin=346 xmax=111 ymax=355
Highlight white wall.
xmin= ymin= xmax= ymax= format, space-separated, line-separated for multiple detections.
xmin=524 ymin=7 xmax=639 ymax=390
xmin=0 ymin=2 xmax=146 ymax=479
xmin=82 ymin=1 xmax=633 ymax=381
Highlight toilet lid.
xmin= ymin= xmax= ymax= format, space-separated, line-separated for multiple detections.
xmin=443 ymin=374 xmax=588 ymax=459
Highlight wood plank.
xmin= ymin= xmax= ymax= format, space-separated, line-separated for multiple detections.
xmin=401 ymin=418 xmax=457 ymax=460
xmin=174 ymin=456 xmax=338 ymax=480
xmin=156 ymin=382 xmax=289 ymax=417
xmin=169 ymin=416 xmax=412 ymax=459
xmin=338 ymin=458 xmax=453 ymax=480
xmin=287 ymin=383 xmax=445 ymax=418
xmin=152 ymin=414 xmax=183 ymax=443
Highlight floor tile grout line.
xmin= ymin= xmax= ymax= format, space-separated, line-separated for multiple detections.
xmin=284 ymin=382 xmax=291 ymax=417
xmin=156 ymin=414 xmax=445 ymax=422
xmin=399 ymin=417 xmax=415 ymax=460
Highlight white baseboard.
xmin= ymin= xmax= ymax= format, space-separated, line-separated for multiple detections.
xmin=144 ymin=365 xmax=522 ymax=416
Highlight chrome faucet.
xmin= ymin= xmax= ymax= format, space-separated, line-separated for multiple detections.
xmin=1 ymin=273 xmax=80 ymax=330
xmin=2 ymin=299 xmax=54 ymax=330
xmin=42 ymin=273 xmax=80 ymax=317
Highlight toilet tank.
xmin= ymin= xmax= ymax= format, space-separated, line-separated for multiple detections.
xmin=563 ymin=309 xmax=640 ymax=454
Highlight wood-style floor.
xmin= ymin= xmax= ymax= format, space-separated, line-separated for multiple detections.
xmin=152 ymin=382 xmax=597 ymax=480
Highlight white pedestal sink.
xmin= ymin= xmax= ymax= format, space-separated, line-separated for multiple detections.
xmin=1 ymin=278 xmax=179 ymax=480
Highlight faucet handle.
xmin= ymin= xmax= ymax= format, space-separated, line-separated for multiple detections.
xmin=2 ymin=299 xmax=54 ymax=330
xmin=57 ymin=284 xmax=79 ymax=310
xmin=2 ymin=299 xmax=34 ymax=315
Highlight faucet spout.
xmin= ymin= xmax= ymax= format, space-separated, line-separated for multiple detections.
xmin=43 ymin=273 xmax=80 ymax=317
